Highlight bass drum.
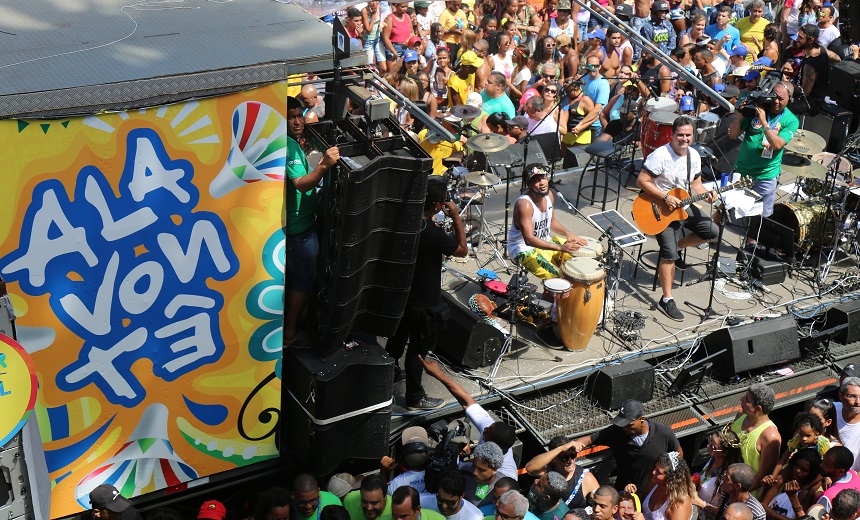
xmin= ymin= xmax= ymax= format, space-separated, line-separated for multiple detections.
xmin=771 ymin=201 xmax=838 ymax=250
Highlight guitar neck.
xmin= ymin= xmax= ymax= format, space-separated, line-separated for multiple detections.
xmin=678 ymin=182 xmax=737 ymax=206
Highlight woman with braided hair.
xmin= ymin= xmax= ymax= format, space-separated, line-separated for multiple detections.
xmin=627 ymin=452 xmax=695 ymax=520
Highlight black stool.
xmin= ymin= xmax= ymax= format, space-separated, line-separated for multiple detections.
xmin=576 ymin=141 xmax=620 ymax=211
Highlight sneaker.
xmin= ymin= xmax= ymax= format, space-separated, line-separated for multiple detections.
xmin=407 ymin=395 xmax=445 ymax=411
xmin=658 ymin=298 xmax=685 ymax=322
xmin=675 ymin=258 xmax=690 ymax=270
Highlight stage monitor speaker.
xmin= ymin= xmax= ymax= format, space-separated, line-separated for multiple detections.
xmin=827 ymin=60 xmax=860 ymax=133
xmin=700 ymin=314 xmax=799 ymax=379
xmin=586 ymin=359 xmax=655 ymax=410
xmin=281 ymin=339 xmax=394 ymax=476
xmin=826 ymin=298 xmax=860 ymax=345
xmin=436 ymin=291 xmax=504 ymax=369
xmin=802 ymin=104 xmax=852 ymax=153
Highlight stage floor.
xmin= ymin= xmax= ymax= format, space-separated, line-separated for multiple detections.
xmin=387 ymin=155 xmax=860 ymax=449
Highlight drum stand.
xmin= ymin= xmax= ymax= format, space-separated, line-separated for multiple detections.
xmin=475 ymin=188 xmax=511 ymax=272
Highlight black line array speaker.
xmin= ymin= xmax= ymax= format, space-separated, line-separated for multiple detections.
xmin=827 ymin=299 xmax=860 ymax=345
xmin=587 ymin=359 xmax=655 ymax=410
xmin=827 ymin=60 xmax=860 ymax=134
xmin=700 ymin=314 xmax=799 ymax=379
xmin=435 ymin=291 xmax=504 ymax=369
xmin=281 ymin=339 xmax=393 ymax=476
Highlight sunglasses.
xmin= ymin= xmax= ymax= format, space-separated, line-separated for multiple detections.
xmin=542 ymin=74 xmax=554 ymax=78
xmin=558 ymin=452 xmax=576 ymax=461
xmin=545 ymin=43 xmax=556 ymax=47
xmin=437 ymin=497 xmax=460 ymax=508
xmin=545 ymin=89 xmax=558 ymax=94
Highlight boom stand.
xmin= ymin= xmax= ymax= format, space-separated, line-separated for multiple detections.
xmin=684 ymin=200 xmax=728 ymax=322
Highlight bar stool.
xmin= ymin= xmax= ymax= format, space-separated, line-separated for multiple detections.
xmin=575 ymin=141 xmax=620 ymax=211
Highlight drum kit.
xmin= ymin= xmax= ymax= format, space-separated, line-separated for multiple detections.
xmin=639 ymin=98 xmax=719 ymax=170
xmin=775 ymin=130 xmax=860 ymax=282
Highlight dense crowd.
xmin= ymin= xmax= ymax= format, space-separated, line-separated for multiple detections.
xmin=94 ymin=365 xmax=860 ymax=520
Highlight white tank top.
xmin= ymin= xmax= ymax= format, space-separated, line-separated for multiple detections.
xmin=508 ymin=194 xmax=552 ymax=258
xmin=548 ymin=18 xmax=577 ymax=40
xmin=643 ymin=486 xmax=670 ymax=520
xmin=493 ymin=52 xmax=514 ymax=78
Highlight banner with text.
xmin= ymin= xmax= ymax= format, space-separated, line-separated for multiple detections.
xmin=0 ymin=83 xmax=289 ymax=518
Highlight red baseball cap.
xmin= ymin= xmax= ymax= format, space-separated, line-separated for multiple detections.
xmin=407 ymin=35 xmax=422 ymax=46
xmin=198 ymin=500 xmax=227 ymax=520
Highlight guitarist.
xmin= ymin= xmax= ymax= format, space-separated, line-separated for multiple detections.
xmin=636 ymin=116 xmax=719 ymax=322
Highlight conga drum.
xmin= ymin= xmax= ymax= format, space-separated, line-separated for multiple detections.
xmin=557 ymin=258 xmax=606 ymax=351
xmin=569 ymin=236 xmax=604 ymax=258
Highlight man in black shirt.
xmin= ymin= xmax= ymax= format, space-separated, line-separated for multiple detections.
xmin=386 ymin=178 xmax=467 ymax=410
xmin=570 ymin=399 xmax=681 ymax=491
xmin=796 ymin=24 xmax=829 ymax=104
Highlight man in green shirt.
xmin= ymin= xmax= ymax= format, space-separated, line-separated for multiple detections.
xmin=728 ymin=81 xmax=797 ymax=219
xmin=344 ymin=474 xmax=392 ymax=520
xmin=392 ymin=486 xmax=446 ymax=520
xmin=284 ymin=96 xmax=340 ymax=345
xmin=293 ymin=474 xmax=343 ymax=520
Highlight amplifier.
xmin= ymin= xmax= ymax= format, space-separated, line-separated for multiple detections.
xmin=801 ymin=103 xmax=853 ymax=153
xmin=738 ymin=246 xmax=788 ymax=286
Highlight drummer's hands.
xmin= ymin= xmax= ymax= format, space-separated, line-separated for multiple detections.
xmin=442 ymin=201 xmax=460 ymax=218
xmin=567 ymin=235 xmax=589 ymax=247
xmin=559 ymin=241 xmax=581 ymax=254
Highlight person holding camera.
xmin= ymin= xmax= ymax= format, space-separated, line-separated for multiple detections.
xmin=727 ymin=80 xmax=797 ymax=219
xmin=385 ymin=179 xmax=467 ymax=411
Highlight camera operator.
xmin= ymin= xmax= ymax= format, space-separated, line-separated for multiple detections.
xmin=727 ymin=80 xmax=798 ymax=219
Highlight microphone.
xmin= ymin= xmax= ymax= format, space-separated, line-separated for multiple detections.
xmin=696 ymin=125 xmax=718 ymax=136
xmin=596 ymin=224 xmax=614 ymax=242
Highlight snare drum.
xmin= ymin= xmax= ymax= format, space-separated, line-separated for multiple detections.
xmin=642 ymin=111 xmax=679 ymax=160
xmin=557 ymin=258 xmax=606 ymax=351
xmin=569 ymin=237 xmax=604 ymax=258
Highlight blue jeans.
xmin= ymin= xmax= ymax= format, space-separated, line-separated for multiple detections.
xmin=285 ymin=227 xmax=319 ymax=293
xmin=752 ymin=177 xmax=778 ymax=218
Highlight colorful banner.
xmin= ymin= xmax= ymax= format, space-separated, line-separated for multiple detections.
xmin=0 ymin=333 xmax=39 ymax=446
xmin=0 ymin=83 xmax=289 ymax=518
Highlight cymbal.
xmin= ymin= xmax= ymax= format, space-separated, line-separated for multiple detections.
xmin=785 ymin=129 xmax=827 ymax=156
xmin=450 ymin=104 xmax=482 ymax=119
xmin=465 ymin=171 xmax=501 ymax=186
xmin=782 ymin=154 xmax=828 ymax=179
xmin=466 ymin=133 xmax=510 ymax=153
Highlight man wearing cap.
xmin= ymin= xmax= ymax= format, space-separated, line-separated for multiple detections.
xmin=506 ymin=164 xmax=588 ymax=280
xmin=385 ymin=179 xmax=467 ymax=411
xmin=706 ymin=6 xmax=742 ymax=60
xmin=344 ymin=475 xmax=393 ymax=520
xmin=727 ymin=45 xmax=751 ymax=77
xmin=198 ymin=500 xmax=227 ymax=520
xmin=736 ymin=70 xmax=761 ymax=105
xmin=795 ymin=24 xmax=829 ymax=104
xmin=572 ymin=54 xmax=610 ymax=140
xmin=439 ymin=0 xmax=468 ymax=58
xmin=383 ymin=427 xmax=431 ymax=494
xmin=735 ymin=0 xmax=769 ymax=64
xmin=571 ymin=399 xmax=682 ymax=491
xmin=639 ymin=1 xmax=675 ymax=57
xmin=504 ymin=115 xmax=529 ymax=142
xmin=419 ymin=116 xmax=467 ymax=175
xmin=728 ymin=80 xmax=797 ymax=219
xmin=448 ymin=51 xmax=484 ymax=107
xmin=711 ymin=84 xmax=741 ymax=116
xmin=538 ymin=0 xmax=576 ymax=43
xmin=89 ymin=484 xmax=144 ymax=520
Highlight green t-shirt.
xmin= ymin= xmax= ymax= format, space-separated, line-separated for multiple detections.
xmin=734 ymin=108 xmax=798 ymax=181
xmin=303 ymin=491 xmax=343 ymax=520
xmin=343 ymin=490 xmax=393 ymax=520
xmin=285 ymin=135 xmax=317 ymax=235
xmin=480 ymin=93 xmax=516 ymax=120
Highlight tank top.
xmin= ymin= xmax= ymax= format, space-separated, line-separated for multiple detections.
xmin=548 ymin=18 xmax=576 ymax=40
xmin=508 ymin=194 xmax=552 ymax=258
xmin=388 ymin=12 xmax=412 ymax=44
xmin=563 ymin=466 xmax=589 ymax=508
xmin=731 ymin=414 xmax=776 ymax=475
xmin=566 ymin=96 xmax=586 ymax=131
xmin=364 ymin=8 xmax=381 ymax=41
xmin=493 ymin=52 xmax=514 ymax=78
xmin=643 ymin=486 xmax=671 ymax=520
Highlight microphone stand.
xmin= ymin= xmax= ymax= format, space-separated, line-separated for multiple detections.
xmin=684 ymin=189 xmax=728 ymax=322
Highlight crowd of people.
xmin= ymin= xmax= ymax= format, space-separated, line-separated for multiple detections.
xmin=101 ymin=365 xmax=860 ymax=520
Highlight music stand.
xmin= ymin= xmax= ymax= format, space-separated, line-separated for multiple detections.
xmin=667 ymin=348 xmax=726 ymax=396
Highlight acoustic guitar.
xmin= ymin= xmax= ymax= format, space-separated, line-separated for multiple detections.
xmin=631 ymin=177 xmax=753 ymax=235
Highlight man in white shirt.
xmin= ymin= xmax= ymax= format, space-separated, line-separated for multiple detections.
xmin=524 ymin=97 xmax=560 ymax=136
xmin=420 ymin=470 xmax=484 ymax=520
xmin=836 ymin=377 xmax=860 ymax=471
xmin=817 ymin=5 xmax=840 ymax=48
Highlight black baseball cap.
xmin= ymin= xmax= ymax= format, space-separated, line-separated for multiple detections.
xmin=90 ymin=485 xmax=133 ymax=513
xmin=612 ymin=399 xmax=645 ymax=427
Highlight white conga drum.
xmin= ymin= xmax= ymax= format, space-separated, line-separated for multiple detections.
xmin=569 ymin=236 xmax=604 ymax=259
xmin=558 ymin=257 xmax=606 ymax=351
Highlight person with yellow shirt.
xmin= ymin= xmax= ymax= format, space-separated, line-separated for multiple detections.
xmin=439 ymin=0 xmax=469 ymax=57
xmin=448 ymin=51 xmax=484 ymax=107
xmin=734 ymin=0 xmax=769 ymax=64
xmin=419 ymin=115 xmax=467 ymax=175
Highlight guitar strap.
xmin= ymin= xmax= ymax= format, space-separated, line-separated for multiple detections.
xmin=686 ymin=149 xmax=691 ymax=193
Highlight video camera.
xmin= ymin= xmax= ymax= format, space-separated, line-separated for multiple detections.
xmin=424 ymin=419 xmax=468 ymax=493
xmin=739 ymin=71 xmax=782 ymax=119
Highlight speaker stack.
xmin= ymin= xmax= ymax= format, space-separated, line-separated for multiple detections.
xmin=827 ymin=299 xmax=860 ymax=345
xmin=586 ymin=359 xmax=655 ymax=409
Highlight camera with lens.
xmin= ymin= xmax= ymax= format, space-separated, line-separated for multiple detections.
xmin=424 ymin=419 xmax=468 ymax=493
xmin=739 ymin=71 xmax=781 ymax=118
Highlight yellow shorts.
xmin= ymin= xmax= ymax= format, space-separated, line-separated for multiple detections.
xmin=515 ymin=237 xmax=571 ymax=280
